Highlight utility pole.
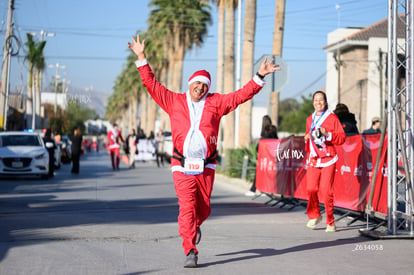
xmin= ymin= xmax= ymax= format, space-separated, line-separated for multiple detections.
xmin=48 ymin=63 xmax=65 ymax=132
xmin=0 ymin=0 xmax=15 ymax=130
xmin=49 ymin=63 xmax=66 ymax=116
xmin=271 ymin=0 xmax=286 ymax=126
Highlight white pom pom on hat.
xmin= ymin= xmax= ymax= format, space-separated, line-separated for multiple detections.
xmin=188 ymin=70 xmax=211 ymax=90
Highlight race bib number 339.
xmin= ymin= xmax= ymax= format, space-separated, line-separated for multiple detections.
xmin=184 ymin=158 xmax=204 ymax=175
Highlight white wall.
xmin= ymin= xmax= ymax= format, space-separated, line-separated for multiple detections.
xmin=325 ymin=28 xmax=362 ymax=111
xmin=366 ymin=37 xmax=387 ymax=129
xmin=41 ymin=92 xmax=67 ymax=110
xmin=366 ymin=37 xmax=405 ymax=130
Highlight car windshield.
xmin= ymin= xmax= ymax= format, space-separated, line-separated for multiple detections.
xmin=0 ymin=135 xmax=42 ymax=147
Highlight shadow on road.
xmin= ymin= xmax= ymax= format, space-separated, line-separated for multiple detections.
xmin=0 ymin=151 xmax=294 ymax=264
xmin=202 ymin=237 xmax=367 ymax=267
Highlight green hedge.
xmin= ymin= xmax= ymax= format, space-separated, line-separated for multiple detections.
xmin=219 ymin=144 xmax=258 ymax=182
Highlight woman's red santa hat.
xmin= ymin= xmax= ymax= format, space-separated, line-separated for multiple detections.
xmin=188 ymin=70 xmax=211 ymax=91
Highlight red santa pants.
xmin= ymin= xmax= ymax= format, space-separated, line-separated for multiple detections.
xmin=172 ymin=168 xmax=215 ymax=255
xmin=110 ymin=148 xmax=120 ymax=168
xmin=306 ymin=163 xmax=336 ymax=226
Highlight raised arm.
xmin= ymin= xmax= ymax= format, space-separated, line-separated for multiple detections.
xmin=128 ymin=34 xmax=146 ymax=61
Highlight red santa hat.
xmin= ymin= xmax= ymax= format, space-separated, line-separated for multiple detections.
xmin=188 ymin=70 xmax=211 ymax=90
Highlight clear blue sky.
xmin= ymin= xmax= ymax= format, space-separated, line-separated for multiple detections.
xmin=1 ymin=0 xmax=387 ymax=106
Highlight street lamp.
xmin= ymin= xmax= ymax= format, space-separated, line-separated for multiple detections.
xmin=31 ymin=30 xmax=56 ymax=41
xmin=48 ymin=63 xmax=66 ymax=130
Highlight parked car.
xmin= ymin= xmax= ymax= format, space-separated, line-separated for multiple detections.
xmin=0 ymin=131 xmax=50 ymax=179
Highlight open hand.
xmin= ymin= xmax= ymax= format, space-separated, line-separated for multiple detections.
xmin=128 ymin=34 xmax=146 ymax=60
xmin=258 ymin=57 xmax=281 ymax=76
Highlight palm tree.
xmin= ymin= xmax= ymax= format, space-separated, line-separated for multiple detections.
xmin=148 ymin=0 xmax=212 ymax=96
xmin=137 ymin=32 xmax=166 ymax=135
xmin=123 ymin=52 xmax=142 ymax=131
xmin=106 ymin=32 xmax=152 ymax=135
xmin=105 ymin=85 xmax=127 ymax=123
xmin=238 ymin=0 xmax=257 ymax=148
xmin=107 ymin=1 xmax=211 ymax=136
xmin=108 ymin=54 xmax=141 ymax=132
xmin=34 ymin=46 xmax=46 ymax=129
xmin=25 ymin=34 xmax=35 ymax=129
xmin=25 ymin=33 xmax=46 ymax=129
xmin=147 ymin=10 xmax=171 ymax=132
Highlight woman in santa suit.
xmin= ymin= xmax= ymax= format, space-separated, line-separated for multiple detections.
xmin=128 ymin=34 xmax=280 ymax=268
xmin=304 ymin=91 xmax=345 ymax=232
xmin=107 ymin=123 xmax=124 ymax=170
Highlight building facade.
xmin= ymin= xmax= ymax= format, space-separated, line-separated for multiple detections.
xmin=324 ymin=17 xmax=405 ymax=131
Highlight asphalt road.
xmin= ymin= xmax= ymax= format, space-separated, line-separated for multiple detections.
xmin=0 ymin=151 xmax=413 ymax=275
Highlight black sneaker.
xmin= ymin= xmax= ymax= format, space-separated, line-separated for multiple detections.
xmin=184 ymin=249 xmax=198 ymax=268
xmin=196 ymin=227 xmax=201 ymax=244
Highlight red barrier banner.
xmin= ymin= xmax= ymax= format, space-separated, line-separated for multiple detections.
xmin=255 ymin=134 xmax=388 ymax=215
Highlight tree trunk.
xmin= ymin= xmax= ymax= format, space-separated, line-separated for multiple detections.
xmin=271 ymin=0 xmax=286 ymax=126
xmin=140 ymin=92 xmax=148 ymax=136
xmin=35 ymin=70 xmax=41 ymax=129
xmin=31 ymin=78 xmax=36 ymax=129
xmin=238 ymin=0 xmax=256 ymax=148
xmin=217 ymin=4 xmax=225 ymax=95
xmin=171 ymin=32 xmax=185 ymax=93
xmin=26 ymin=70 xmax=33 ymax=129
xmin=147 ymin=97 xmax=157 ymax=134
xmin=216 ymin=3 xmax=225 ymax=154
xmin=223 ymin=4 xmax=236 ymax=150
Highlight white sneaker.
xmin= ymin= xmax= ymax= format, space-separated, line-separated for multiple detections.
xmin=306 ymin=216 xmax=322 ymax=229
xmin=184 ymin=249 xmax=198 ymax=268
xmin=325 ymin=223 xmax=336 ymax=232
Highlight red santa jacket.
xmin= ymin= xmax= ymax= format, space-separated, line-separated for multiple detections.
xmin=305 ymin=111 xmax=345 ymax=167
xmin=107 ymin=129 xmax=124 ymax=150
xmin=137 ymin=61 xmax=265 ymax=171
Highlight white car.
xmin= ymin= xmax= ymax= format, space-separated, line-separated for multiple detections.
xmin=0 ymin=131 xmax=50 ymax=178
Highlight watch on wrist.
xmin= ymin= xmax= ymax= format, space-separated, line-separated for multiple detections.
xmin=256 ymin=72 xmax=265 ymax=79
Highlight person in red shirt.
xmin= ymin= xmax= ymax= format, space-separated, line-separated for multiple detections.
xmin=128 ymin=34 xmax=280 ymax=268
xmin=304 ymin=91 xmax=345 ymax=232
xmin=107 ymin=123 xmax=124 ymax=170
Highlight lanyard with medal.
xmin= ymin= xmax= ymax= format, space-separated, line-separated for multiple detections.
xmin=310 ymin=110 xmax=326 ymax=138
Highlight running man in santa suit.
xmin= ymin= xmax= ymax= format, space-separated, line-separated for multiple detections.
xmin=128 ymin=34 xmax=280 ymax=268
xmin=107 ymin=123 xmax=124 ymax=170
